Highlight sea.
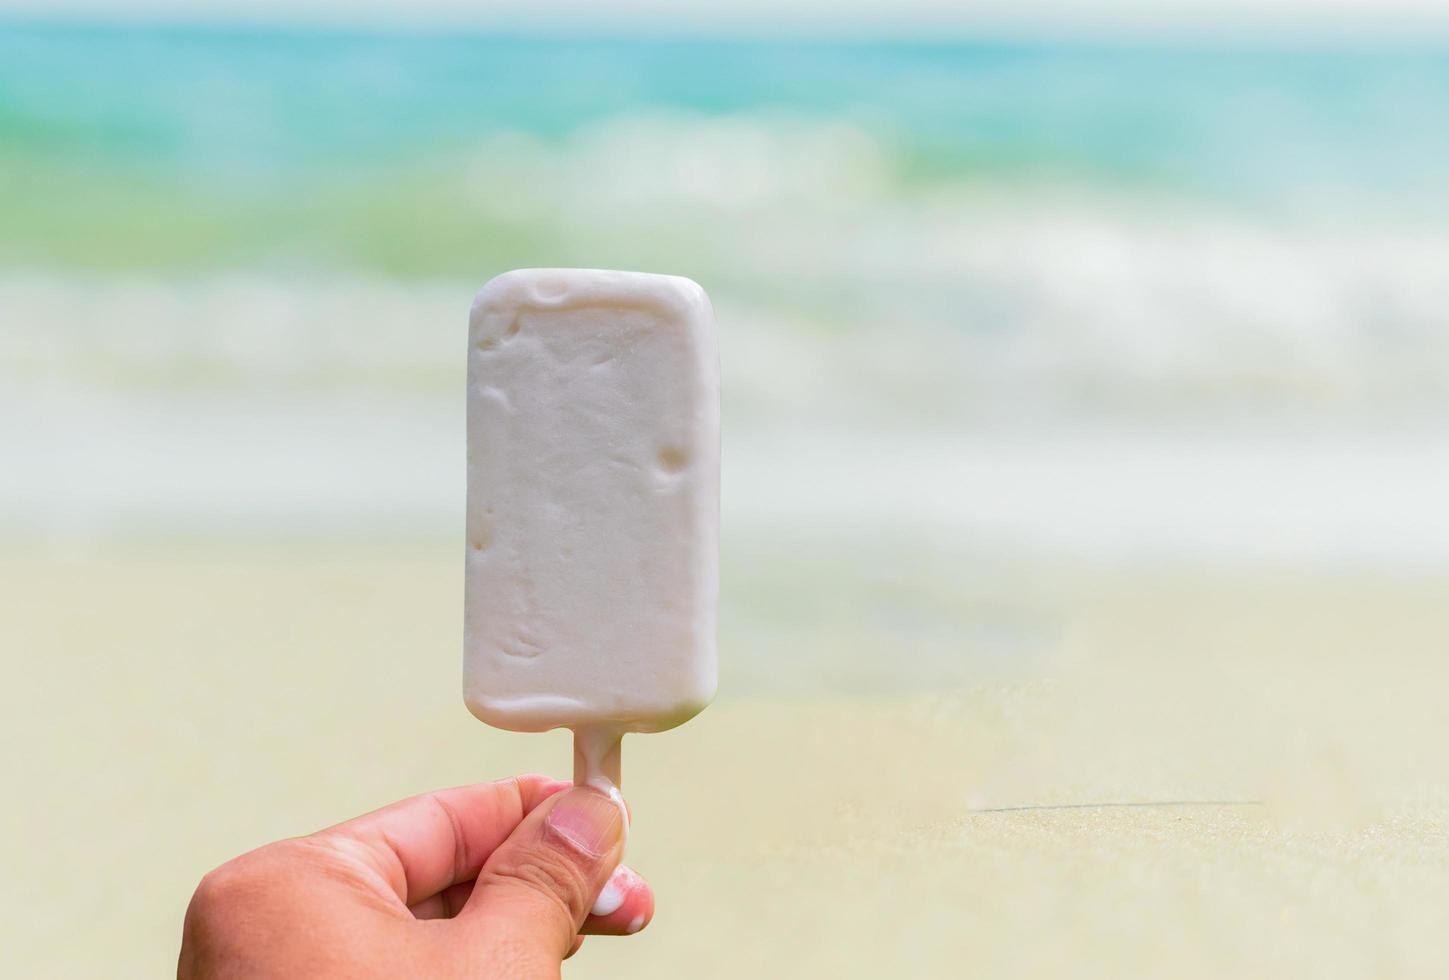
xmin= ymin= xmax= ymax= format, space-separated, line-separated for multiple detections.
xmin=3 ymin=19 xmax=1449 ymax=565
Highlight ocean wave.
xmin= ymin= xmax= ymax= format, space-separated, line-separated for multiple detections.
xmin=6 ymin=196 xmax=1449 ymax=419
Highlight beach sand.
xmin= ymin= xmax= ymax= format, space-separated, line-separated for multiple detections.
xmin=6 ymin=544 xmax=1449 ymax=978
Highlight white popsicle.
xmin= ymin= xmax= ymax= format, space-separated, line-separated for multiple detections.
xmin=464 ymin=268 xmax=719 ymax=792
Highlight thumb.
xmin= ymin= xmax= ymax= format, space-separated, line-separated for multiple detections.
xmin=457 ymin=786 xmax=626 ymax=970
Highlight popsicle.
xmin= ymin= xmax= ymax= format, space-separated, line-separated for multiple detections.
xmin=463 ymin=268 xmax=719 ymax=797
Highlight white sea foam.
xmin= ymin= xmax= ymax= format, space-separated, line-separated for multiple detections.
xmin=4 ymin=193 xmax=1449 ymax=566
xmin=5 ymin=204 xmax=1448 ymax=419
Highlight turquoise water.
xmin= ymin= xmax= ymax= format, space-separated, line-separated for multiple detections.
xmin=4 ymin=23 xmax=1447 ymax=188
xmin=4 ymin=20 xmax=1449 ymax=552
xmin=3 ymin=21 xmax=1449 ymax=273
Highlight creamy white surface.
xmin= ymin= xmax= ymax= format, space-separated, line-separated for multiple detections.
xmin=463 ymin=269 xmax=719 ymax=736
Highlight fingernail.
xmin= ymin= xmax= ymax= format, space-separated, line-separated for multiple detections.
xmin=546 ymin=788 xmax=624 ymax=857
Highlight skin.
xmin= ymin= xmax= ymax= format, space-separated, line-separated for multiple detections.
xmin=178 ymin=775 xmax=654 ymax=978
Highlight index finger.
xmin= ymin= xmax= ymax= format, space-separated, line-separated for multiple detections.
xmin=313 ymin=774 xmax=571 ymax=907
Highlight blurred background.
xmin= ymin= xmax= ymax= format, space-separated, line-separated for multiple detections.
xmin=5 ymin=2 xmax=1449 ymax=977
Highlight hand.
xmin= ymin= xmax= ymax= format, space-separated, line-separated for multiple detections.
xmin=178 ymin=775 xmax=653 ymax=978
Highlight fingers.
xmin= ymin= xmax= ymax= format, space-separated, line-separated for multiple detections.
xmin=314 ymin=775 xmax=570 ymax=907
xmin=457 ymin=786 xmax=628 ymax=965
xmin=580 ymin=864 xmax=654 ymax=936
xmin=412 ymin=864 xmax=654 ymax=936
xmin=409 ymin=879 xmax=474 ymax=920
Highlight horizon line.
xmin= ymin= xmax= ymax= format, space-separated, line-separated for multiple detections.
xmin=5 ymin=5 xmax=1449 ymax=48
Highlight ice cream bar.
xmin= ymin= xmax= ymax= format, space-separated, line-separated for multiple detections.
xmin=464 ymin=269 xmax=719 ymax=789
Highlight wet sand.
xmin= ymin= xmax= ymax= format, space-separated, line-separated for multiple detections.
xmin=6 ymin=546 xmax=1449 ymax=978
